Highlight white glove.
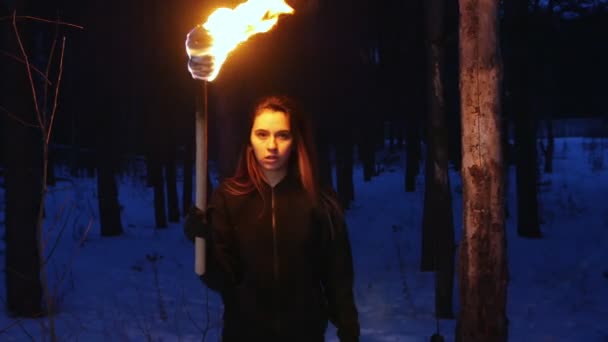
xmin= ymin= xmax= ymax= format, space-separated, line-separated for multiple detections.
xmin=185 ymin=26 xmax=215 ymax=81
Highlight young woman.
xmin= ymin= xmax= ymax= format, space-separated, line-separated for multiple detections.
xmin=184 ymin=95 xmax=359 ymax=341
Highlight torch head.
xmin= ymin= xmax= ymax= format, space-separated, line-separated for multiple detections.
xmin=186 ymin=0 xmax=295 ymax=82
xmin=186 ymin=26 xmax=216 ymax=81
xmin=186 ymin=25 xmax=213 ymax=57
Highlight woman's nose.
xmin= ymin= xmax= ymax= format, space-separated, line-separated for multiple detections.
xmin=267 ymin=137 xmax=277 ymax=149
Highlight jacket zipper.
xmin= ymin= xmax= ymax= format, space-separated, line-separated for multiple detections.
xmin=271 ymin=188 xmax=280 ymax=334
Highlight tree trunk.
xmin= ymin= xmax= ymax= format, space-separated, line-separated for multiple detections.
xmin=182 ymin=136 xmax=194 ymax=215
xmin=316 ymin=129 xmax=333 ymax=188
xmin=165 ymin=147 xmax=180 ymax=222
xmin=97 ymin=154 xmax=123 ymax=236
xmin=404 ymin=123 xmax=421 ymax=192
xmin=543 ymin=118 xmax=554 ymax=173
xmin=3 ymin=125 xmax=45 ymax=318
xmin=540 ymin=3 xmax=557 ymax=175
xmin=445 ymin=0 xmax=462 ymax=172
xmin=2 ymin=53 xmax=45 ymax=318
xmin=94 ymin=106 xmax=124 ymax=237
xmin=2 ymin=6 xmax=45 ymax=317
xmin=46 ymin=147 xmax=56 ymax=187
xmin=456 ymin=0 xmax=509 ymax=341
xmin=420 ymin=0 xmax=455 ymax=319
xmin=504 ymin=0 xmax=542 ymax=238
xmin=401 ymin=0 xmax=424 ymax=193
xmin=148 ymin=154 xmax=167 ymax=229
xmin=359 ymin=135 xmax=375 ymax=182
xmin=335 ymin=130 xmax=354 ymax=209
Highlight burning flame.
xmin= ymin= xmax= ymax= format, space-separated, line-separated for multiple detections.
xmin=188 ymin=0 xmax=294 ymax=82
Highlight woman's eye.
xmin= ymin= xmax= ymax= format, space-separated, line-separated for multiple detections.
xmin=256 ymin=131 xmax=268 ymax=138
xmin=277 ymin=132 xmax=291 ymax=140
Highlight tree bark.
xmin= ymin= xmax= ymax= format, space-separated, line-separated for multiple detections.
xmin=182 ymin=135 xmax=194 ymax=215
xmin=359 ymin=134 xmax=375 ymax=182
xmin=420 ymin=0 xmax=456 ymax=319
xmin=503 ymin=0 xmax=542 ymax=238
xmin=316 ymin=129 xmax=333 ymax=188
xmin=335 ymin=130 xmax=355 ymax=209
xmin=399 ymin=0 xmax=424 ymax=193
xmin=1 ymin=5 xmax=44 ymax=317
xmin=97 ymin=154 xmax=124 ymax=236
xmin=456 ymin=0 xmax=509 ymax=341
xmin=2 ymin=60 xmax=45 ymax=318
xmin=3 ymin=124 xmax=45 ymax=318
xmin=404 ymin=122 xmax=421 ymax=192
xmin=148 ymin=154 xmax=167 ymax=229
xmin=165 ymin=147 xmax=180 ymax=222
xmin=542 ymin=119 xmax=554 ymax=173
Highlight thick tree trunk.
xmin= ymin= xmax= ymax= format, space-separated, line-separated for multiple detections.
xmin=420 ymin=0 xmax=455 ymax=319
xmin=2 ymin=80 xmax=45 ymax=318
xmin=4 ymin=127 xmax=45 ymax=318
xmin=1 ymin=7 xmax=44 ymax=317
xmin=504 ymin=0 xmax=542 ymax=238
xmin=456 ymin=1 xmax=509 ymax=341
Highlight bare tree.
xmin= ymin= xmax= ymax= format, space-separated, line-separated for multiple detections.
xmin=503 ymin=0 xmax=542 ymax=238
xmin=401 ymin=0 xmax=424 ymax=193
xmin=1 ymin=9 xmax=45 ymax=319
xmin=1 ymin=5 xmax=81 ymax=340
xmin=419 ymin=0 xmax=455 ymax=319
xmin=456 ymin=0 xmax=509 ymax=341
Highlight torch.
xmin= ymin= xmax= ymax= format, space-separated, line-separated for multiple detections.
xmin=186 ymin=0 xmax=295 ymax=275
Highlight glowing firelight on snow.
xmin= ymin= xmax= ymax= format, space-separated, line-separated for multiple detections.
xmin=187 ymin=0 xmax=294 ymax=82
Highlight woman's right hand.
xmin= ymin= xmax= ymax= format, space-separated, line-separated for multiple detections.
xmin=184 ymin=206 xmax=209 ymax=242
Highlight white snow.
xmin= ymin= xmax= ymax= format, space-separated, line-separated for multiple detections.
xmin=1 ymin=136 xmax=607 ymax=341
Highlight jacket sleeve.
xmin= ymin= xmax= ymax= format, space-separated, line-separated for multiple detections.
xmin=199 ymin=186 xmax=241 ymax=292
xmin=321 ymin=208 xmax=360 ymax=342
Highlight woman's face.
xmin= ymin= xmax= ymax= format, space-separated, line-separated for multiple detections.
xmin=250 ymin=109 xmax=294 ymax=173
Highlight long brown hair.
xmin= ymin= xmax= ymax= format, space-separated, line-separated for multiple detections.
xmin=223 ymin=95 xmax=341 ymax=218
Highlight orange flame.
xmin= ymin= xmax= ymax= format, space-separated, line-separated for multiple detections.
xmin=191 ymin=0 xmax=294 ymax=82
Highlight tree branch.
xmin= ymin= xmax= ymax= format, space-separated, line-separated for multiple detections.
xmin=12 ymin=11 xmax=45 ymax=134
xmin=46 ymin=37 xmax=66 ymax=145
xmin=0 ymin=15 xmax=83 ymax=30
xmin=0 ymin=51 xmax=52 ymax=85
xmin=0 ymin=105 xmax=40 ymax=128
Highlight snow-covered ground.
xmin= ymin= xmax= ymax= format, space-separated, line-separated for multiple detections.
xmin=1 ymin=136 xmax=607 ymax=341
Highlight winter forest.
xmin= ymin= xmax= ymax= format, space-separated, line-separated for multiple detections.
xmin=1 ymin=0 xmax=608 ymax=341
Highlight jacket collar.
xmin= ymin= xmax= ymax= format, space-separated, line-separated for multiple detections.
xmin=261 ymin=171 xmax=301 ymax=194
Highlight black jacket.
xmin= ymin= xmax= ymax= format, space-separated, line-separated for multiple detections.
xmin=200 ymin=175 xmax=359 ymax=342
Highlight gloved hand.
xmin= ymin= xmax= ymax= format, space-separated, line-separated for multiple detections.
xmin=184 ymin=206 xmax=209 ymax=242
xmin=185 ymin=26 xmax=215 ymax=81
